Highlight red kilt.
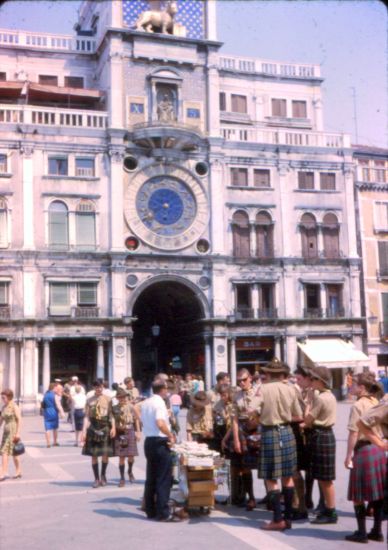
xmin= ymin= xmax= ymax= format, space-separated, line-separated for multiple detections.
xmin=113 ymin=426 xmax=138 ymax=458
xmin=348 ymin=442 xmax=386 ymax=502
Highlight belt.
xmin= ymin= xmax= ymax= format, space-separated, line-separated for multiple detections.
xmin=312 ymin=425 xmax=333 ymax=431
xmin=354 ymin=440 xmax=371 ymax=452
xmin=262 ymin=423 xmax=290 ymax=429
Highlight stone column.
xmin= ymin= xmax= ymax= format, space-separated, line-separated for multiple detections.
xmin=249 ymin=222 xmax=256 ymax=258
xmin=8 ymin=339 xmax=16 ymax=392
xmin=317 ymin=226 xmax=324 ymax=257
xmin=320 ymin=283 xmax=327 ymax=317
xmin=21 ymin=146 xmax=34 ymax=250
xmin=209 ymin=159 xmax=225 ymax=254
xmin=204 ymin=336 xmax=212 ymax=390
xmin=109 ymin=149 xmax=125 ymax=251
xmin=97 ymin=339 xmax=105 ymax=380
xmin=42 ymin=339 xmax=51 ymax=392
xmin=251 ymin=283 xmax=259 ymax=318
xmin=229 ymin=337 xmax=236 ymax=386
xmin=126 ymin=335 xmax=133 ymax=378
xmin=274 ymin=336 xmax=282 ymax=360
xmin=108 ymin=43 xmax=124 ymax=128
xmin=21 ymin=337 xmax=37 ymax=413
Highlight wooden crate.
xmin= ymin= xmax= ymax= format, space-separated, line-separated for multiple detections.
xmin=188 ymin=480 xmax=216 ymax=494
xmin=186 ymin=468 xmax=214 ymax=481
xmin=187 ymin=494 xmax=215 ymax=507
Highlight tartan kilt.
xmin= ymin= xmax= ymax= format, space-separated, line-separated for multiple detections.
xmin=258 ymin=425 xmax=297 ymax=480
xmin=113 ymin=426 xmax=138 ymax=458
xmin=291 ymin=422 xmax=309 ymax=471
xmin=309 ymin=427 xmax=336 ymax=481
xmin=348 ymin=444 xmax=387 ymax=502
xmin=82 ymin=422 xmax=114 ymax=457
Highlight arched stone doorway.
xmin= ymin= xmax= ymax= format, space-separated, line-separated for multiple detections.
xmin=131 ymin=279 xmax=207 ymax=391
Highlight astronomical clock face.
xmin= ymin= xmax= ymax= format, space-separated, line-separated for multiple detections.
xmin=124 ymin=164 xmax=208 ymax=251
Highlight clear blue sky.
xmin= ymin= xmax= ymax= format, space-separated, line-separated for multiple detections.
xmin=0 ymin=0 xmax=386 ymax=147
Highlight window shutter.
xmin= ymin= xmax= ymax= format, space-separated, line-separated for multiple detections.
xmin=76 ymin=213 xmax=96 ymax=250
xmin=232 ymin=211 xmax=250 ymax=258
xmin=292 ymin=101 xmax=307 ymax=118
xmin=254 ymin=169 xmax=270 ymax=187
xmin=219 ymin=92 xmax=226 ymax=111
xmin=378 ymin=242 xmax=388 ymax=274
xmin=320 ymin=173 xmax=336 ymax=190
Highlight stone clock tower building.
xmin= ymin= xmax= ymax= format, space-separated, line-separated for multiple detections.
xmin=0 ymin=0 xmax=367 ymax=409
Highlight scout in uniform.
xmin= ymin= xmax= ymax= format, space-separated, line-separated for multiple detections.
xmin=112 ymin=387 xmax=141 ymax=486
xmin=257 ymin=359 xmax=302 ymax=531
xmin=303 ymin=366 xmax=337 ymax=524
xmin=228 ymin=368 xmax=261 ymax=511
xmin=212 ymin=384 xmax=234 ymax=453
xmin=186 ymin=391 xmax=214 ymax=445
xmin=123 ymin=377 xmax=141 ymax=404
xmin=82 ymin=379 xmax=116 ymax=488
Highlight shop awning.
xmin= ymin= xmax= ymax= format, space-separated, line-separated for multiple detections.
xmin=297 ymin=338 xmax=370 ymax=369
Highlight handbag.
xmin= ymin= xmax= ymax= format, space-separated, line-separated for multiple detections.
xmin=88 ymin=426 xmax=106 ymax=443
xmin=118 ymin=434 xmax=129 ymax=448
xmin=13 ymin=440 xmax=25 ymax=456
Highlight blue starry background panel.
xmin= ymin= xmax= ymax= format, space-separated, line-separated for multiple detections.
xmin=122 ymin=0 xmax=205 ymax=40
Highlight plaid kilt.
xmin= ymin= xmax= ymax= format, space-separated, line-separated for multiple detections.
xmin=309 ymin=427 xmax=336 ymax=481
xmin=291 ymin=422 xmax=309 ymax=471
xmin=258 ymin=425 xmax=297 ymax=480
xmin=82 ymin=421 xmax=114 ymax=457
xmin=113 ymin=426 xmax=138 ymax=458
xmin=348 ymin=444 xmax=387 ymax=502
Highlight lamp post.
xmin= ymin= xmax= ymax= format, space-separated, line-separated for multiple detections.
xmin=151 ymin=324 xmax=160 ymax=375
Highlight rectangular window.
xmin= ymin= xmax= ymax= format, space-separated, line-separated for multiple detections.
xmin=187 ymin=108 xmax=200 ymax=119
xmin=77 ymin=283 xmax=97 ymax=306
xmin=378 ymin=241 xmax=388 ymax=276
xmin=0 ymin=154 xmax=7 ymax=173
xmin=0 ymin=204 xmax=8 ymax=248
xmin=130 ymin=102 xmax=144 ymax=114
xmin=0 ymin=72 xmax=6 ymax=81
xmin=375 ymin=169 xmax=386 ymax=183
xmin=219 ymin=92 xmax=226 ymax=112
xmin=76 ymin=212 xmax=96 ymax=250
xmin=0 ymin=282 xmax=8 ymax=305
xmin=39 ymin=75 xmax=58 ymax=86
xmin=375 ymin=202 xmax=388 ymax=231
xmin=292 ymin=100 xmax=307 ymax=118
xmin=320 ymin=172 xmax=336 ymax=190
xmin=231 ymin=167 xmax=248 ymax=187
xmin=326 ymin=284 xmax=343 ymax=317
xmin=48 ymin=156 xmax=68 ymax=176
xmin=271 ymin=98 xmax=287 ymax=117
xmin=231 ymin=94 xmax=247 ymax=114
xmin=362 ymin=168 xmax=370 ymax=181
xmin=64 ymin=76 xmax=84 ymax=88
xmin=259 ymin=284 xmax=275 ymax=316
xmin=298 ymin=172 xmax=314 ymax=190
xmin=235 ymin=284 xmax=253 ymax=318
xmin=304 ymin=284 xmax=321 ymax=317
xmin=75 ymin=157 xmax=94 ymax=177
xmin=254 ymin=169 xmax=270 ymax=188
xmin=49 ymin=283 xmax=70 ymax=315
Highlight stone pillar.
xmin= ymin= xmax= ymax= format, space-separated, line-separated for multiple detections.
xmin=109 ymin=150 xmax=125 ymax=251
xmin=206 ymin=51 xmax=220 ymax=136
xmin=251 ymin=283 xmax=259 ymax=318
xmin=8 ymin=339 xmax=16 ymax=392
xmin=21 ymin=146 xmax=34 ymax=249
xmin=42 ymin=339 xmax=51 ymax=392
xmin=204 ymin=336 xmax=212 ymax=390
xmin=344 ymin=165 xmax=359 ymax=258
xmin=206 ymin=0 xmax=217 ymax=41
xmin=320 ymin=283 xmax=327 ymax=317
xmin=126 ymin=335 xmax=133 ymax=378
xmin=317 ymin=226 xmax=324 ymax=257
xmin=213 ymin=335 xmax=228 ymax=383
xmin=97 ymin=339 xmax=105 ymax=380
xmin=249 ymin=223 xmax=256 ymax=258
xmin=275 ymin=336 xmax=282 ymax=360
xmin=209 ymin=159 xmax=225 ymax=254
xmin=21 ymin=337 xmax=37 ymax=413
xmin=229 ymin=337 xmax=236 ymax=386
xmin=108 ymin=41 xmax=124 ymax=128
xmin=285 ymin=335 xmax=298 ymax=371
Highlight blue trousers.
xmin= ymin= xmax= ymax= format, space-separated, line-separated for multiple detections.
xmin=144 ymin=437 xmax=172 ymax=520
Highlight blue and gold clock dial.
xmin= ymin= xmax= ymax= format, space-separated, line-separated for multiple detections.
xmin=125 ymin=163 xmax=209 ymax=251
xmin=136 ymin=176 xmax=196 ymax=236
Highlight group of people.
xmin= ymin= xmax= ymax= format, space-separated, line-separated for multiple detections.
xmin=0 ymin=362 xmax=387 ymax=541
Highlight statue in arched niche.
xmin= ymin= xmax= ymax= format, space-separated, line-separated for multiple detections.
xmin=157 ymin=90 xmax=176 ymax=123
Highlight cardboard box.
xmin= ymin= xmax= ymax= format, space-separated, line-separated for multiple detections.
xmin=188 ymin=480 xmax=216 ymax=494
xmin=187 ymin=469 xmax=214 ymax=481
xmin=187 ymin=494 xmax=214 ymax=507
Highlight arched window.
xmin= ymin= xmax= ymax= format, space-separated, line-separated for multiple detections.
xmin=255 ymin=211 xmax=274 ymax=258
xmin=322 ymin=213 xmax=340 ymax=258
xmin=48 ymin=201 xmax=68 ymax=249
xmin=0 ymin=197 xmax=8 ymax=248
xmin=232 ymin=210 xmax=250 ymax=258
xmin=300 ymin=213 xmax=318 ymax=258
xmin=76 ymin=200 xmax=96 ymax=250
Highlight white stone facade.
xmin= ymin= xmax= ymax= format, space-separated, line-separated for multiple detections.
xmin=0 ymin=0 xmax=365 ymax=410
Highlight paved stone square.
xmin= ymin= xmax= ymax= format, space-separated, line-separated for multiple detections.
xmin=0 ymin=402 xmax=386 ymax=550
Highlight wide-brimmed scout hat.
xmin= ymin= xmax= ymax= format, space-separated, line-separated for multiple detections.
xmin=260 ymin=358 xmax=290 ymax=375
xmin=116 ymin=387 xmax=129 ymax=398
xmin=190 ymin=391 xmax=211 ymax=407
xmin=294 ymin=364 xmax=311 ymax=377
xmin=308 ymin=366 xmax=332 ymax=388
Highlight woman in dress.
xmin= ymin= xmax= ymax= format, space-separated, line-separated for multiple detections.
xmin=42 ymin=382 xmax=65 ymax=447
xmin=0 ymin=389 xmax=22 ymax=480
xmin=82 ymin=379 xmax=116 ymax=488
xmin=113 ymin=387 xmax=141 ymax=487
xmin=72 ymin=384 xmax=86 ymax=447
xmin=344 ymin=372 xmax=386 ymax=543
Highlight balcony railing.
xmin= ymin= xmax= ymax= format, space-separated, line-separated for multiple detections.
xmin=221 ymin=125 xmax=350 ymax=148
xmin=48 ymin=306 xmax=99 ymax=318
xmin=257 ymin=308 xmax=278 ymax=319
xmin=219 ymin=55 xmax=320 ymax=79
xmin=326 ymin=307 xmax=345 ymax=318
xmin=0 ymin=28 xmax=95 ymax=53
xmin=235 ymin=307 xmax=255 ymax=319
xmin=0 ymin=104 xmax=107 ymax=129
xmin=74 ymin=306 xmax=99 ymax=318
xmin=380 ymin=322 xmax=388 ymax=340
xmin=0 ymin=305 xmax=10 ymax=319
xmin=303 ymin=308 xmax=324 ymax=319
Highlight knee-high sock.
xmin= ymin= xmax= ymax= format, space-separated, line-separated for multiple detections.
xmin=92 ymin=463 xmax=99 ymax=480
xmin=101 ymin=461 xmax=108 ymax=478
xmin=119 ymin=464 xmax=125 ymax=480
xmin=268 ymin=490 xmax=282 ymax=523
xmin=370 ymin=499 xmax=384 ymax=535
xmin=354 ymin=503 xmax=366 ymax=536
xmin=282 ymin=487 xmax=294 ymax=521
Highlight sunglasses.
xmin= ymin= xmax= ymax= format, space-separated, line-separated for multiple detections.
xmin=237 ymin=377 xmax=249 ymax=383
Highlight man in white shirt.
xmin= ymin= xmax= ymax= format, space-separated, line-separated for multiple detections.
xmin=141 ymin=380 xmax=176 ymax=521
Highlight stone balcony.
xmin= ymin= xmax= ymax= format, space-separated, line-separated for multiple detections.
xmin=221 ymin=125 xmax=351 ymax=149
xmin=0 ymin=104 xmax=107 ymax=130
xmin=0 ymin=28 xmax=95 ymax=53
xmin=219 ymin=54 xmax=321 ymax=79
xmin=128 ymin=121 xmax=204 ymax=152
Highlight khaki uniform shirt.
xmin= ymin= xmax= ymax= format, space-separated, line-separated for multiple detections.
xmin=85 ymin=394 xmax=112 ymax=422
xmin=186 ymin=405 xmax=213 ymax=434
xmin=233 ymin=386 xmax=261 ymax=420
xmin=213 ymin=399 xmax=234 ymax=430
xmin=347 ymin=395 xmax=379 ymax=441
xmin=257 ymin=381 xmax=303 ymax=426
xmin=127 ymin=387 xmax=140 ymax=403
xmin=359 ymin=402 xmax=388 ymax=438
xmin=309 ymin=389 xmax=336 ymax=427
xmin=113 ymin=402 xmax=136 ymax=431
